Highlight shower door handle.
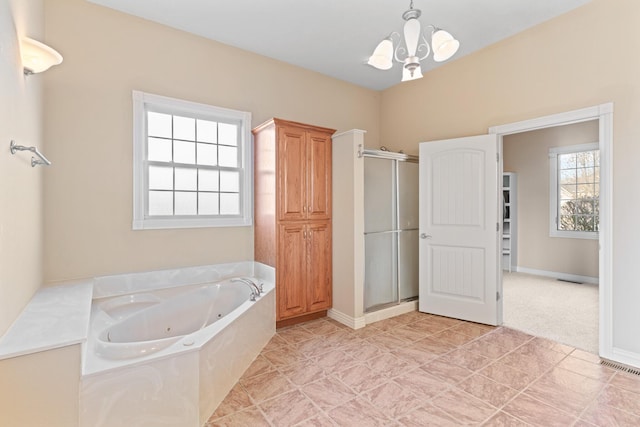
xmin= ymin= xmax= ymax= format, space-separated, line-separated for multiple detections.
xmin=420 ymin=233 xmax=432 ymax=239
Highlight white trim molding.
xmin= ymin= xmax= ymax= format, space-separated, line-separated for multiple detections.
xmin=327 ymin=309 xmax=366 ymax=330
xmin=516 ymin=267 xmax=598 ymax=286
xmin=490 ymin=102 xmax=615 ymax=363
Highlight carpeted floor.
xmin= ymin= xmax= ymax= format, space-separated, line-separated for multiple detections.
xmin=503 ymin=272 xmax=599 ymax=354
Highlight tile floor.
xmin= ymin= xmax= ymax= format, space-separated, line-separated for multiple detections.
xmin=205 ymin=312 xmax=640 ymax=426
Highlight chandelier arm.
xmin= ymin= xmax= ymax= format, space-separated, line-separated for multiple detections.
xmin=416 ymin=34 xmax=431 ymax=61
xmin=394 ymin=44 xmax=408 ymax=63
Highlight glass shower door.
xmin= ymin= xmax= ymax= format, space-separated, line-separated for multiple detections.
xmin=363 ymin=157 xmax=398 ymax=311
xmin=398 ymin=161 xmax=419 ymax=301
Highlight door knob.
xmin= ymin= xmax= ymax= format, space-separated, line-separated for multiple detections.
xmin=420 ymin=233 xmax=432 ymax=239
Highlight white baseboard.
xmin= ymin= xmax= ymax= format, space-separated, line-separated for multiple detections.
xmin=327 ymin=309 xmax=366 ymax=330
xmin=364 ymin=300 xmax=418 ymax=325
xmin=515 ymin=267 xmax=599 ymax=285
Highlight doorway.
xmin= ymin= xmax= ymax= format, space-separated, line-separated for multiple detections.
xmin=490 ymin=103 xmax=613 ymax=357
xmin=500 ymin=120 xmax=599 ymax=352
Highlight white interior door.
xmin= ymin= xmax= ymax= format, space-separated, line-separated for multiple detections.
xmin=419 ymin=134 xmax=501 ymax=325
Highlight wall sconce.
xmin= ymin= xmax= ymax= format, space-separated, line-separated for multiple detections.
xmin=20 ymin=37 xmax=63 ymax=75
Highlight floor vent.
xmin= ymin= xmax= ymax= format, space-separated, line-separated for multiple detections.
xmin=600 ymin=359 xmax=640 ymax=376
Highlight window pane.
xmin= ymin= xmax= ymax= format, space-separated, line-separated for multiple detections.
xmin=198 ymin=193 xmax=219 ymax=215
xmin=174 ymin=140 xmax=195 ymax=164
xmin=577 ymin=167 xmax=595 ymax=184
xmin=149 ymin=166 xmax=173 ymax=190
xmin=173 ymin=116 xmax=195 ymax=141
xmin=559 ymin=153 xmax=576 ymax=169
xmin=219 ymin=146 xmax=238 ymax=167
xmin=560 ymin=184 xmax=576 ymax=199
xmin=148 ymin=191 xmax=173 ymax=216
xmin=577 ymin=184 xmax=596 ymax=198
xmin=560 ymin=169 xmax=576 ymax=185
xmin=220 ymin=193 xmax=240 ymax=215
xmin=219 ymin=123 xmax=238 ymax=146
xmin=175 ymin=192 xmax=197 ymax=215
xmin=220 ymin=171 xmax=239 ymax=192
xmin=197 ymin=120 xmax=217 ymax=143
xmin=560 ymin=215 xmax=576 ymax=231
xmin=198 ymin=169 xmax=219 ymax=191
xmin=576 ymin=216 xmax=594 ymax=231
xmin=148 ymin=112 xmax=172 ymax=138
xmin=175 ymin=167 xmax=197 ymax=191
xmin=575 ymin=199 xmax=594 ymax=214
xmin=148 ymin=137 xmax=172 ymax=162
xmin=560 ymin=200 xmax=577 ymax=216
xmin=197 ymin=143 xmax=217 ymax=166
xmin=576 ymin=151 xmax=594 ymax=168
xmin=594 ymin=167 xmax=600 ymax=183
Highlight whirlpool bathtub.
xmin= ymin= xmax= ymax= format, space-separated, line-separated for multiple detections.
xmin=80 ymin=262 xmax=275 ymax=427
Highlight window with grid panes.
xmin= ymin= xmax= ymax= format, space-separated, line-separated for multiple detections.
xmin=132 ymin=91 xmax=252 ymax=229
xmin=549 ymin=143 xmax=599 ymax=239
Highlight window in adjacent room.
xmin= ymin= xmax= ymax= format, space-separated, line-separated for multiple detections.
xmin=132 ymin=91 xmax=252 ymax=230
xmin=549 ymin=143 xmax=599 ymax=239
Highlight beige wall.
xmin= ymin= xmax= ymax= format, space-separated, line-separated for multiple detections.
xmin=42 ymin=0 xmax=381 ymax=283
xmin=504 ymin=121 xmax=599 ymax=277
xmin=0 ymin=0 xmax=44 ymax=335
xmin=381 ymin=0 xmax=640 ymax=353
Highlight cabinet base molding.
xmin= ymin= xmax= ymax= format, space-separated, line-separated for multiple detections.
xmin=276 ymin=310 xmax=327 ymax=329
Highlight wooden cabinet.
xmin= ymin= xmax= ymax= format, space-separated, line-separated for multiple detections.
xmin=253 ymin=118 xmax=335 ymax=327
xmin=277 ymin=126 xmax=332 ymax=221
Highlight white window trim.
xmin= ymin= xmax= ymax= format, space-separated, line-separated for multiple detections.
xmin=132 ymin=90 xmax=253 ymax=230
xmin=549 ymin=142 xmax=599 ymax=239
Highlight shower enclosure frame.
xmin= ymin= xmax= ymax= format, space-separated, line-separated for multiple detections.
xmin=361 ymin=148 xmax=419 ymax=313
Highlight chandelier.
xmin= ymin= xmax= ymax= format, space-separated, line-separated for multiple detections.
xmin=367 ymin=0 xmax=460 ymax=82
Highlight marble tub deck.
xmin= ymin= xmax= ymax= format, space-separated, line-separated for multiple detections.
xmin=206 ymin=312 xmax=640 ymax=427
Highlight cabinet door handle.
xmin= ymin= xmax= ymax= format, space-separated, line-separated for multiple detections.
xmin=303 ymin=205 xmax=306 ymax=213
xmin=303 ymin=229 xmax=307 ymax=239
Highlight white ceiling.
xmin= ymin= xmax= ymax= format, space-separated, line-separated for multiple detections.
xmin=88 ymin=0 xmax=592 ymax=91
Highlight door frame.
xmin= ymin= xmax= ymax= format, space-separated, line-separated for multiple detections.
xmin=489 ymin=103 xmax=613 ymax=357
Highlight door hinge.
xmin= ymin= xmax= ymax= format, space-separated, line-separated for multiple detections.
xmin=497 ymin=222 xmax=500 ymax=232
xmin=496 ymin=291 xmax=500 ymax=301
xmin=496 ymin=153 xmax=499 ymax=162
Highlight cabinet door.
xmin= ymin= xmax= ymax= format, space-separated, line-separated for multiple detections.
xmin=306 ymin=131 xmax=332 ymax=220
xmin=306 ymin=221 xmax=332 ymax=312
xmin=277 ymin=223 xmax=307 ymax=320
xmin=277 ymin=126 xmax=307 ymax=221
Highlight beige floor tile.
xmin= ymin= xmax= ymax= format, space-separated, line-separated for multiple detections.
xmin=394 ymin=368 xmax=449 ymax=400
xmin=458 ymin=374 xmax=519 ymax=408
xmin=206 ymin=315 xmax=640 ymax=427
xmin=363 ymin=380 xmax=426 ymax=419
xmin=259 ymin=389 xmax=321 ymax=426
xmin=581 ymin=397 xmax=640 ymax=426
xmin=397 ymin=403 xmax=461 ymax=426
xmin=431 ymin=388 xmax=496 ymax=424
xmin=279 ymin=357 xmax=326 ymax=386
xmin=301 ymin=376 xmax=356 ymax=410
xmin=481 ymin=411 xmax=531 ymax=426
xmin=597 ymin=383 xmax=640 ymax=416
xmin=444 ymin=348 xmax=492 ymax=371
xmin=334 ymin=362 xmax=389 ymax=393
xmin=421 ymin=358 xmax=474 ymax=385
xmin=240 ymin=370 xmax=295 ymax=403
xmin=479 ymin=361 xmax=539 ymax=391
xmin=328 ymin=397 xmax=390 ymax=427
xmin=502 ymin=394 xmax=576 ymax=427
xmin=367 ymin=352 xmax=419 ymax=379
xmin=208 ymin=383 xmax=253 ymax=420
xmin=207 ymin=406 xmax=270 ymax=427
xmin=525 ymin=367 xmax=605 ymax=416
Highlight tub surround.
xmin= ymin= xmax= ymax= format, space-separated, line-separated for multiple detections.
xmin=0 ymin=280 xmax=93 ymax=361
xmin=0 ymin=262 xmax=276 ymax=427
